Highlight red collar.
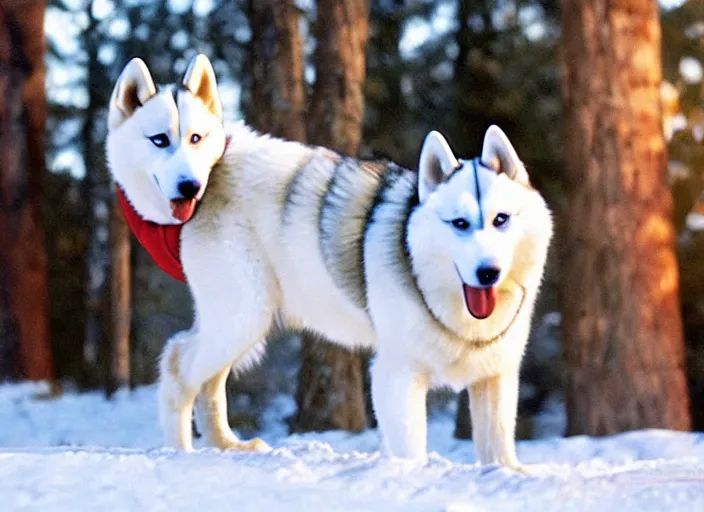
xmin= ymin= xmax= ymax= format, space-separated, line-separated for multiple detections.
xmin=116 ymin=186 xmax=187 ymax=282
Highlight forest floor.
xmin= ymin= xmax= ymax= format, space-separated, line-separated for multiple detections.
xmin=1 ymin=381 xmax=703 ymax=511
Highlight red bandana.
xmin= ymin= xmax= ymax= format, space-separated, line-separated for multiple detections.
xmin=116 ymin=186 xmax=187 ymax=283
xmin=116 ymin=136 xmax=230 ymax=283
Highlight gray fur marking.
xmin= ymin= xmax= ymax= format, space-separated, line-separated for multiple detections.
xmin=382 ymin=172 xmax=457 ymax=336
xmin=319 ymin=159 xmax=389 ymax=310
xmin=472 ymin=158 xmax=484 ymax=228
xmin=282 ymin=151 xmax=341 ymax=226
xmin=362 ymin=165 xmax=455 ymax=335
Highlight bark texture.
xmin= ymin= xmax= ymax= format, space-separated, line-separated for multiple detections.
xmin=560 ymin=0 xmax=691 ymax=434
xmin=249 ymin=0 xmax=307 ymax=142
xmin=0 ymin=0 xmax=54 ymax=380
xmin=293 ymin=333 xmax=368 ymax=433
xmin=307 ymin=0 xmax=369 ymax=155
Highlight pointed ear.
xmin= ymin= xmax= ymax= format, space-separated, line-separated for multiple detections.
xmin=481 ymin=125 xmax=530 ymax=186
xmin=182 ymin=54 xmax=223 ymax=121
xmin=418 ymin=131 xmax=460 ymax=202
xmin=108 ymin=58 xmax=157 ymax=130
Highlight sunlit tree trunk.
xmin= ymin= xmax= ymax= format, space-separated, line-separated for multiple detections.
xmin=560 ymin=0 xmax=691 ymax=434
xmin=0 ymin=0 xmax=54 ymax=381
xmin=106 ymin=197 xmax=131 ymax=396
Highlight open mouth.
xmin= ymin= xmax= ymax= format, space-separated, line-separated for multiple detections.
xmin=462 ymin=284 xmax=497 ymax=320
xmin=154 ymin=174 xmax=199 ymax=223
xmin=170 ymin=198 xmax=198 ymax=222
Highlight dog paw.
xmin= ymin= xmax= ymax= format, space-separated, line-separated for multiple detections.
xmin=223 ymin=437 xmax=272 ymax=453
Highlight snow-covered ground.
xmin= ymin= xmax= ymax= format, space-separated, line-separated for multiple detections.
xmin=1 ymin=382 xmax=703 ymax=511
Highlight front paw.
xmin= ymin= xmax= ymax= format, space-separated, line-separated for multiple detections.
xmin=226 ymin=437 xmax=272 ymax=453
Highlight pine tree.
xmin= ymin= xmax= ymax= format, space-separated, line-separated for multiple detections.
xmin=0 ymin=0 xmax=54 ymax=381
xmin=561 ymin=0 xmax=691 ymax=434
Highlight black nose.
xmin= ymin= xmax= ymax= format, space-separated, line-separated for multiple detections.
xmin=177 ymin=179 xmax=201 ymax=200
xmin=476 ymin=266 xmax=500 ymax=286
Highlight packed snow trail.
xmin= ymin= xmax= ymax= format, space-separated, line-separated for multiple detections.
xmin=1 ymin=383 xmax=702 ymax=511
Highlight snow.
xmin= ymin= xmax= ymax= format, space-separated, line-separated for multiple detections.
xmin=1 ymin=382 xmax=703 ymax=511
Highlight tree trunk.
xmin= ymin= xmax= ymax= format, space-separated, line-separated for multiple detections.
xmin=106 ymin=196 xmax=131 ymax=397
xmin=81 ymin=8 xmax=111 ymax=387
xmin=292 ymin=0 xmax=370 ymax=433
xmin=560 ymin=0 xmax=691 ymax=434
xmin=454 ymin=389 xmax=472 ymax=439
xmin=293 ymin=333 xmax=368 ymax=432
xmin=248 ymin=0 xmax=307 ymax=142
xmin=0 ymin=0 xmax=54 ymax=381
xmin=307 ymin=0 xmax=369 ymax=155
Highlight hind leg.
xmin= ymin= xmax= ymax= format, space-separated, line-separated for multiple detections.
xmin=159 ymin=330 xmax=199 ymax=451
xmin=159 ymin=310 xmax=273 ymax=451
xmin=194 ymin=363 xmax=270 ymax=452
xmin=158 ymin=245 xmax=276 ymax=452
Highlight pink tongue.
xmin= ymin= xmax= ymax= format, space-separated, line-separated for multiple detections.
xmin=463 ymin=285 xmax=497 ymax=320
xmin=170 ymin=198 xmax=197 ymax=222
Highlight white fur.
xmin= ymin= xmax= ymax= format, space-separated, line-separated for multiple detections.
xmin=106 ymin=55 xmax=553 ymax=470
xmin=107 ymin=56 xmax=225 ymax=224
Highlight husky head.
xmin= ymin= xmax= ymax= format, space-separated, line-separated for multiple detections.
xmin=411 ymin=125 xmax=552 ymax=323
xmin=106 ymin=54 xmax=226 ymax=224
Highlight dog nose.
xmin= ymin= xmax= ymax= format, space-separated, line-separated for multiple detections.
xmin=177 ymin=179 xmax=201 ymax=200
xmin=476 ymin=266 xmax=500 ymax=286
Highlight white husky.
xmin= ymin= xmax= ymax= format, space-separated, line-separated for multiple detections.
xmin=106 ymin=54 xmax=553 ymax=469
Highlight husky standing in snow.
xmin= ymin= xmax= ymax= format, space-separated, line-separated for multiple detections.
xmin=105 ymin=54 xmax=553 ymax=469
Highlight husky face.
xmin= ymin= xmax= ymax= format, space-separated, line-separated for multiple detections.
xmin=106 ymin=55 xmax=226 ymax=224
xmin=413 ymin=126 xmax=541 ymax=321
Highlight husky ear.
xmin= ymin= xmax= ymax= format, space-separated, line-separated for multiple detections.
xmin=182 ymin=54 xmax=223 ymax=121
xmin=108 ymin=58 xmax=157 ymax=130
xmin=418 ymin=131 xmax=460 ymax=202
xmin=481 ymin=125 xmax=530 ymax=186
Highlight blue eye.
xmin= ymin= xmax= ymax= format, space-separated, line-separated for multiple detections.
xmin=451 ymin=218 xmax=470 ymax=231
xmin=148 ymin=133 xmax=170 ymax=148
xmin=190 ymin=133 xmax=202 ymax=144
xmin=493 ymin=213 xmax=510 ymax=228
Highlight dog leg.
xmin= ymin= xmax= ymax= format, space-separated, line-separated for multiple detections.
xmin=371 ymin=355 xmax=430 ymax=461
xmin=172 ymin=304 xmax=272 ymax=453
xmin=159 ymin=243 xmax=276 ymax=452
xmin=159 ymin=331 xmax=199 ymax=451
xmin=469 ymin=370 xmax=520 ymax=468
xmin=194 ymin=364 xmax=270 ymax=452
xmin=193 ymin=365 xmax=236 ymax=447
